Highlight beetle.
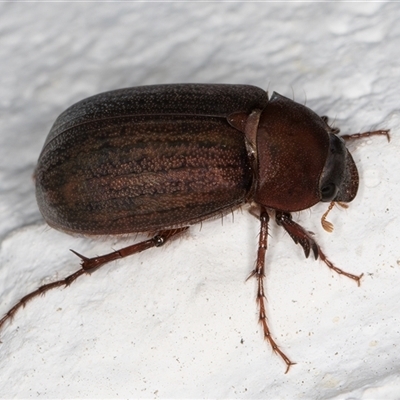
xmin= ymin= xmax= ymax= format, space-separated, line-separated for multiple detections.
xmin=0 ymin=84 xmax=389 ymax=372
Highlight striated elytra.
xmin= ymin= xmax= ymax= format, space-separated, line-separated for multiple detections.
xmin=2 ymin=84 xmax=389 ymax=372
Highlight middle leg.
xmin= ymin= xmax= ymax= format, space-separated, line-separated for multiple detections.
xmin=247 ymin=207 xmax=295 ymax=373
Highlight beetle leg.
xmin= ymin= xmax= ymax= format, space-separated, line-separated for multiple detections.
xmin=247 ymin=207 xmax=295 ymax=373
xmin=71 ymin=227 xmax=189 ymax=272
xmin=341 ymin=129 xmax=390 ymax=142
xmin=0 ymin=227 xmax=188 ymax=333
xmin=275 ymin=211 xmax=362 ymax=286
xmin=321 ymin=116 xmax=340 ymax=134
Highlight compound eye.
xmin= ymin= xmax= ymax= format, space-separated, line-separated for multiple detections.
xmin=321 ymin=182 xmax=338 ymax=202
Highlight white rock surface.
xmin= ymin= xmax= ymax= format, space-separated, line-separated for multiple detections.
xmin=0 ymin=3 xmax=399 ymax=399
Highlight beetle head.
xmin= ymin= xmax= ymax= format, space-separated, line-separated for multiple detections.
xmin=254 ymin=92 xmax=359 ymax=212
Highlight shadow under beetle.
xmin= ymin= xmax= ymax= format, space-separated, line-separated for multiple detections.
xmin=0 ymin=84 xmax=389 ymax=372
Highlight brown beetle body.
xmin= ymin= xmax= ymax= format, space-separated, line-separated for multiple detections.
xmin=35 ymin=84 xmax=358 ymax=235
xmin=2 ymin=84 xmax=389 ymax=373
xmin=35 ymin=85 xmax=262 ymax=234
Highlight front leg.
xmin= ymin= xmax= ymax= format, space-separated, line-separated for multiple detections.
xmin=341 ymin=129 xmax=390 ymax=142
xmin=275 ymin=211 xmax=362 ymax=286
xmin=320 ymin=116 xmax=390 ymax=143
